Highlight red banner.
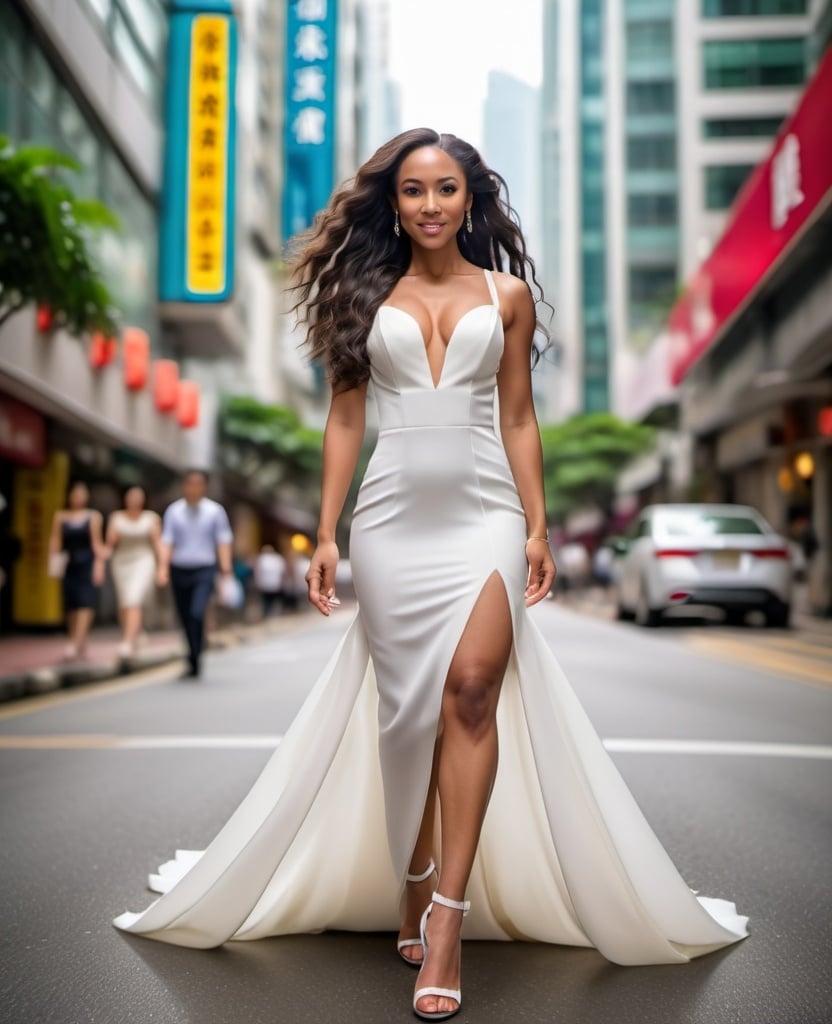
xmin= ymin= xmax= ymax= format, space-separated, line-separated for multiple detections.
xmin=0 ymin=396 xmax=46 ymax=468
xmin=669 ymin=49 xmax=832 ymax=385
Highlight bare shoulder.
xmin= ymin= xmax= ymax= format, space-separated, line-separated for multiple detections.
xmin=492 ymin=272 xmax=534 ymax=327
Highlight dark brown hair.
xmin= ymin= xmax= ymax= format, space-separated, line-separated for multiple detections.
xmin=289 ymin=128 xmax=548 ymax=391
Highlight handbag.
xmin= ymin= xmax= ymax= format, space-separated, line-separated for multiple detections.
xmin=216 ymin=573 xmax=244 ymax=609
xmin=47 ymin=551 xmax=69 ymax=579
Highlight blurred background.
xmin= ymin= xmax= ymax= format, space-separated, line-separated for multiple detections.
xmin=1 ymin=0 xmax=831 ymax=639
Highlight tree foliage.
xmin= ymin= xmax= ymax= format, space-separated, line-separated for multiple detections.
xmin=218 ymin=395 xmax=324 ymax=505
xmin=0 ymin=136 xmax=120 ymax=334
xmin=539 ymin=413 xmax=655 ymax=519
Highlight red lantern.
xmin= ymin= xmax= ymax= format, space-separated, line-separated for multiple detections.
xmin=123 ymin=327 xmax=150 ymax=390
xmin=153 ymin=360 xmax=180 ymax=412
xmin=36 ymin=306 xmax=53 ymax=332
xmin=89 ymin=333 xmax=118 ymax=369
xmin=177 ymin=380 xmax=200 ymax=429
xmin=820 ymin=407 xmax=832 ymax=438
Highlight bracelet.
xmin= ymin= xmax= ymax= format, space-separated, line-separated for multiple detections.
xmin=525 ymin=535 xmax=549 ymax=543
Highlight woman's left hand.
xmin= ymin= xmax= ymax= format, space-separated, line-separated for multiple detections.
xmin=92 ymin=558 xmax=106 ymax=587
xmin=524 ymin=539 xmax=557 ymax=607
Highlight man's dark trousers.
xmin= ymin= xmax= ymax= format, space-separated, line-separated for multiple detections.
xmin=170 ymin=565 xmax=215 ymax=675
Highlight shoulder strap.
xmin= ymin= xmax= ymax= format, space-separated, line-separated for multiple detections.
xmin=483 ymin=268 xmax=500 ymax=312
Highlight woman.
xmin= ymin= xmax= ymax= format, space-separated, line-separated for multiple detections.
xmin=106 ymin=486 xmax=162 ymax=657
xmin=114 ymin=131 xmax=747 ymax=1020
xmin=48 ymin=481 xmax=106 ymax=660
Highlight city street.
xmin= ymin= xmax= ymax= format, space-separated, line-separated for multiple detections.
xmin=1 ymin=602 xmax=830 ymax=1024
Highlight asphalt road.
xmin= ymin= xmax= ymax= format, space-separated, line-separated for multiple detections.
xmin=1 ymin=602 xmax=830 ymax=1024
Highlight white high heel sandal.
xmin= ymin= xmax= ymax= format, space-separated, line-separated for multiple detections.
xmin=397 ymin=860 xmax=437 ymax=965
xmin=412 ymin=891 xmax=470 ymax=1022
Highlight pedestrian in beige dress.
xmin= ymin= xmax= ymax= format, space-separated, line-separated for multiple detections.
xmin=106 ymin=486 xmax=162 ymax=657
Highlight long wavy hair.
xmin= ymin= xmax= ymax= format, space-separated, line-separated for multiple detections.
xmin=289 ymin=128 xmax=549 ymax=391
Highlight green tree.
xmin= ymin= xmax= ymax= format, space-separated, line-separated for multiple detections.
xmin=0 ymin=136 xmax=120 ymax=334
xmin=539 ymin=413 xmax=655 ymax=520
xmin=219 ymin=395 xmax=323 ymax=502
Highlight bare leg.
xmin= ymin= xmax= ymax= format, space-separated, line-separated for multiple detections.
xmin=74 ymin=607 xmax=95 ymax=657
xmin=415 ymin=572 xmax=513 ymax=1017
xmin=65 ymin=611 xmax=79 ymax=657
xmin=122 ymin=606 xmax=143 ymax=650
xmin=398 ymin=740 xmax=441 ymax=963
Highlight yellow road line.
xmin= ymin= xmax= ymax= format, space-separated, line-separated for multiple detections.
xmin=0 ymin=734 xmax=120 ymax=749
xmin=0 ymin=733 xmax=281 ymax=750
xmin=686 ymin=635 xmax=832 ymax=690
xmin=749 ymin=634 xmax=832 ymax=659
xmin=0 ymin=660 xmax=184 ymax=723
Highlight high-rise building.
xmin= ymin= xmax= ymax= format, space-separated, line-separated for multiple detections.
xmin=677 ymin=0 xmax=814 ymax=279
xmin=355 ymin=0 xmax=399 ymax=163
xmin=483 ymin=71 xmax=542 ymax=264
xmin=541 ymin=0 xmax=817 ymax=420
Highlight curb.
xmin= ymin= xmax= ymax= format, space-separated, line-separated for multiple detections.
xmin=0 ymin=608 xmax=330 ymax=705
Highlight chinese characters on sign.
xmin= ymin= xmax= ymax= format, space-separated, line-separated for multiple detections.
xmin=770 ymin=134 xmax=805 ymax=231
xmin=283 ymin=0 xmax=337 ymax=242
xmin=187 ymin=15 xmax=230 ymax=294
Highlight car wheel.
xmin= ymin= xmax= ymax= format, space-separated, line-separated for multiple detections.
xmin=635 ymin=582 xmax=661 ymax=628
xmin=615 ymin=590 xmax=634 ymax=620
xmin=765 ymin=602 xmax=791 ymax=629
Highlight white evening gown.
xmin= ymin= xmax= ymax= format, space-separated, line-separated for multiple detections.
xmin=114 ymin=269 xmax=748 ymax=965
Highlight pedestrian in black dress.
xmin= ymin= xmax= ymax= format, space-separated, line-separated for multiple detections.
xmin=48 ymin=482 xmax=107 ymax=659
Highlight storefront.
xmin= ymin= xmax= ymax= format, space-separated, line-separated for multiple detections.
xmin=0 ymin=305 xmax=202 ymax=630
xmin=668 ymin=48 xmax=832 ymax=615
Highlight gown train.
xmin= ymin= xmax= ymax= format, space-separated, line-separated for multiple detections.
xmin=114 ymin=269 xmax=748 ymax=965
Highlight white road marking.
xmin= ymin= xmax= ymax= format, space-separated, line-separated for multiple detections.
xmin=1 ymin=735 xmax=831 ymax=759
xmin=119 ymin=735 xmax=283 ymax=749
xmin=603 ymin=738 xmax=832 ymax=760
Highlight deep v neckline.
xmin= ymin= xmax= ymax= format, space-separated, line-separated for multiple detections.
xmin=380 ymin=269 xmax=500 ymax=390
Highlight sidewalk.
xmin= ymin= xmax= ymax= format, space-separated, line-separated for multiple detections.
xmin=0 ymin=606 xmax=327 ymax=703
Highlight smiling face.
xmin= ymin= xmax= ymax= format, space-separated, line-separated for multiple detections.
xmin=393 ymin=146 xmax=472 ymax=251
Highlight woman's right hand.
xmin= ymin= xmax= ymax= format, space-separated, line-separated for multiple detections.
xmin=306 ymin=541 xmax=340 ymax=616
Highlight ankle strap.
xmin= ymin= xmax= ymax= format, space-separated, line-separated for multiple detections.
xmin=431 ymin=891 xmax=470 ymax=915
xmin=406 ymin=859 xmax=436 ymax=884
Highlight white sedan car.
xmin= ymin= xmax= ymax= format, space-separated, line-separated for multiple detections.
xmin=614 ymin=504 xmax=793 ymax=628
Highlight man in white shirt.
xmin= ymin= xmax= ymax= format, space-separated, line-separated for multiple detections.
xmin=158 ymin=469 xmax=233 ymax=678
xmin=253 ymin=544 xmax=287 ymax=618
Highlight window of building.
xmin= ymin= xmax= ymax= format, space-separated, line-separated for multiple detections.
xmin=704 ymin=38 xmax=806 ymax=88
xmin=582 ymin=252 xmax=606 ymax=307
xmin=627 ymin=135 xmax=676 ymax=169
xmin=629 ymin=266 xmax=677 ymax=303
xmin=629 ymin=265 xmax=677 ymax=334
xmin=703 ymin=115 xmax=784 ymax=137
xmin=628 ymin=193 xmax=677 ymax=224
xmin=584 ymin=377 xmax=609 ymax=414
xmin=80 ymin=0 xmax=166 ymax=111
xmin=702 ymin=0 xmax=807 ymax=16
xmin=705 ymin=164 xmax=755 ymax=208
xmin=585 ymin=327 xmax=608 ymax=358
xmin=626 ymin=81 xmax=675 ymax=114
xmin=0 ymin=4 xmax=159 ymax=340
xmin=626 ymin=20 xmax=673 ymax=59
xmin=583 ymin=192 xmax=604 ymax=230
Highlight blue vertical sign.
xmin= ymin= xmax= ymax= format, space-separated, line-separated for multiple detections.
xmin=160 ymin=0 xmax=238 ymax=303
xmin=283 ymin=0 xmax=338 ymax=243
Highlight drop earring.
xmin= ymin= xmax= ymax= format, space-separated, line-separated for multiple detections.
xmin=465 ymin=209 xmax=473 ymax=234
xmin=394 ymin=211 xmax=400 ymax=237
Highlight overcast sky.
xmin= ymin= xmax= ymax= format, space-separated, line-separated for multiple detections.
xmin=387 ymin=0 xmax=543 ymax=149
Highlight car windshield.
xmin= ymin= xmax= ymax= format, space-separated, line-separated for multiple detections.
xmin=653 ymin=511 xmax=765 ymax=538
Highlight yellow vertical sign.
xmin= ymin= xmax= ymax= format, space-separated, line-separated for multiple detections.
xmin=187 ymin=15 xmax=229 ymax=295
xmin=12 ymin=451 xmax=69 ymax=626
